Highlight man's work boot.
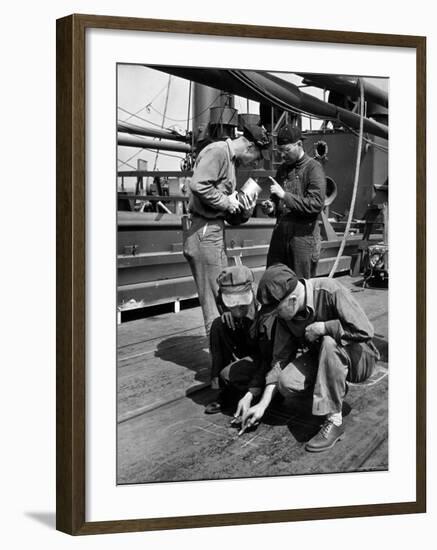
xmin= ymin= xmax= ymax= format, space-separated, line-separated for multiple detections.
xmin=305 ymin=419 xmax=345 ymax=452
xmin=204 ymin=399 xmax=222 ymax=414
xmin=205 ymin=389 xmax=233 ymax=414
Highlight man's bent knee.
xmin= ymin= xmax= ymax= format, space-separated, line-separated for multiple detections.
xmin=277 ymin=369 xmax=307 ymax=397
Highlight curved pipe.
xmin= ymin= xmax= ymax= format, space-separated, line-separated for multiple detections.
xmin=118 ymin=133 xmax=192 ymax=153
xmin=149 ymin=65 xmax=388 ymax=139
xmin=118 ymin=121 xmax=188 ymax=142
xmin=297 ymin=73 xmax=388 ymax=108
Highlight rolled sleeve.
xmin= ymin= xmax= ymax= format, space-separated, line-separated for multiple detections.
xmin=265 ymin=362 xmax=283 ymax=386
xmin=324 ymin=319 xmax=344 ymax=343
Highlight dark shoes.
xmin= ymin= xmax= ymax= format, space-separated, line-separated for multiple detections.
xmin=205 ymin=387 xmax=240 ymax=414
xmin=305 ymin=420 xmax=345 ymax=452
xmin=205 ymin=400 xmax=223 ymax=414
xmin=205 ymin=389 xmax=233 ymax=414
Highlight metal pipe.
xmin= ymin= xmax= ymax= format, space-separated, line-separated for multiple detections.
xmin=149 ymin=66 xmax=388 ymax=139
xmin=296 ymin=73 xmax=388 ymax=108
xmin=118 ymin=133 xmax=192 ymax=153
xmin=117 ymin=121 xmax=188 ymax=141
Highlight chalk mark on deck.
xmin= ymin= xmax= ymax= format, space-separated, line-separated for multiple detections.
xmin=201 ymin=420 xmax=271 ymax=445
xmin=348 ymin=365 xmax=388 ymax=388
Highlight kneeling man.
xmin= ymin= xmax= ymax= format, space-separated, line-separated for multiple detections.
xmin=243 ymin=263 xmax=380 ymax=452
xmin=206 ymin=265 xmax=274 ymax=418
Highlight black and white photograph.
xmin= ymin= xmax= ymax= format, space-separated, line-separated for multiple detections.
xmin=116 ymin=64 xmax=389 ymax=485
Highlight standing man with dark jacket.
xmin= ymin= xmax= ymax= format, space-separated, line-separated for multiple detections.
xmin=183 ymin=125 xmax=270 ymax=336
xmin=263 ymin=125 xmax=326 ymax=278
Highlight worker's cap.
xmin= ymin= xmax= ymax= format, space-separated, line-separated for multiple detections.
xmin=242 ymin=124 xmax=271 ymax=160
xmin=277 ymin=125 xmax=306 ymax=146
xmin=217 ymin=265 xmax=254 ymax=308
xmin=256 ymin=263 xmax=299 ymax=310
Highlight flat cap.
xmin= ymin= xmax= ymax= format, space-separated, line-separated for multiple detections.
xmin=242 ymin=124 xmax=271 ymax=160
xmin=256 ymin=263 xmax=298 ymax=307
xmin=277 ymin=125 xmax=305 ymax=146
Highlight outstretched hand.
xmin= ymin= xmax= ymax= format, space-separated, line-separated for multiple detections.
xmin=269 ymin=176 xmax=285 ymax=199
xmin=238 ymin=403 xmax=266 ymax=436
xmin=233 ymin=393 xmax=253 ymax=421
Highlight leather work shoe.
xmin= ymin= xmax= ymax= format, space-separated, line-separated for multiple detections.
xmin=205 ymin=400 xmax=222 ymax=414
xmin=205 ymin=389 xmax=234 ymax=414
xmin=305 ymin=420 xmax=345 ymax=452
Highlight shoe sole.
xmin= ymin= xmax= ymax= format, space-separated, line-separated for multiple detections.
xmin=305 ymin=433 xmax=345 ymax=453
xmin=204 ymin=408 xmax=221 ymax=414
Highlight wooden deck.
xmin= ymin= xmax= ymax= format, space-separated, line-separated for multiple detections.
xmin=117 ymin=275 xmax=388 ymax=484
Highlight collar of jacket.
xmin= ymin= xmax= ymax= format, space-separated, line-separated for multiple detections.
xmin=226 ymin=138 xmax=237 ymax=161
xmin=302 ymin=278 xmax=315 ymax=317
xmin=285 ymin=152 xmax=310 ymax=171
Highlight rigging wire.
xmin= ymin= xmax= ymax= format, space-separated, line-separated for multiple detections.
xmin=122 ymin=82 xmax=170 ymax=121
xmin=119 ymin=150 xmax=184 ymax=162
xmin=117 ymin=158 xmax=139 ymax=170
xmin=119 ymin=147 xmax=145 ymax=166
xmin=117 ymin=107 xmax=172 ymax=130
xmin=338 ymin=121 xmax=389 ymax=153
xmin=153 ymin=75 xmax=172 ymax=171
xmin=148 ymin=93 xmax=224 ymax=122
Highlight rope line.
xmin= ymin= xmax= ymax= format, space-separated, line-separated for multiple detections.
xmin=328 ymin=79 xmax=365 ymax=278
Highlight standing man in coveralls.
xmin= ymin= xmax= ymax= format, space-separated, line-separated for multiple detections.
xmin=183 ymin=125 xmax=271 ymax=336
xmin=262 ymin=125 xmax=326 ymax=278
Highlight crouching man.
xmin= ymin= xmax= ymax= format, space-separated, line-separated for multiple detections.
xmin=242 ymin=263 xmax=380 ymax=452
xmin=206 ymin=265 xmax=274 ymax=418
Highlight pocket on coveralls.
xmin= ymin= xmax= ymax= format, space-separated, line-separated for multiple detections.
xmin=199 ymin=223 xmax=225 ymax=266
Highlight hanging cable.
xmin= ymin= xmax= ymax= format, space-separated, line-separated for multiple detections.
xmin=328 ymin=79 xmax=365 ymax=278
xmin=117 ymin=158 xmax=139 ymax=170
xmin=186 ymin=80 xmax=192 ymax=134
xmin=117 ymin=107 xmax=172 ymax=130
xmin=148 ymin=95 xmax=222 ymax=123
xmin=153 ymin=75 xmax=172 ymax=171
xmin=123 ymin=82 xmax=170 ymax=121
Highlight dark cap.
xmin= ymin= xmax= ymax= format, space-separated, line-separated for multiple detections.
xmin=242 ymin=124 xmax=271 ymax=160
xmin=277 ymin=125 xmax=305 ymax=146
xmin=256 ymin=263 xmax=298 ymax=307
xmin=217 ymin=265 xmax=254 ymax=308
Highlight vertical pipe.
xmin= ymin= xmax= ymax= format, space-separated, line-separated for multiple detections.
xmin=192 ymin=83 xmax=224 ymax=130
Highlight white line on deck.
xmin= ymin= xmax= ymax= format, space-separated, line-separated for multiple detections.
xmin=241 ymin=434 xmax=261 ymax=448
xmin=203 ymin=420 xmax=271 ymax=442
xmin=193 ymin=426 xmax=226 ymax=437
xmin=360 ymin=371 xmax=389 ymax=386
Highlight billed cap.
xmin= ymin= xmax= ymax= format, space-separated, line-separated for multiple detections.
xmin=256 ymin=263 xmax=299 ymax=309
xmin=217 ymin=265 xmax=254 ymax=308
xmin=277 ymin=125 xmax=305 ymax=146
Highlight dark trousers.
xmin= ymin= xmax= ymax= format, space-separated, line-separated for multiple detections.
xmin=183 ymin=217 xmax=228 ymax=336
xmin=266 ymin=220 xmax=321 ymax=278
xmin=209 ymin=316 xmax=258 ymax=393
xmin=277 ymin=335 xmax=377 ymax=416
